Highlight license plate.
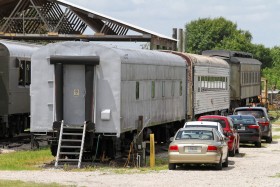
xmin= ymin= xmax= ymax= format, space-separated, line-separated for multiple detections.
xmin=185 ymin=146 xmax=201 ymax=153
xmin=239 ymin=126 xmax=245 ymax=130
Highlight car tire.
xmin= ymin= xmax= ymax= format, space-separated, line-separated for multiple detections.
xmin=222 ymin=153 xmax=229 ymax=167
xmin=235 ymin=142 xmax=240 ymax=154
xmin=255 ymin=141 xmax=261 ymax=148
xmin=266 ymin=136 xmax=272 ymax=143
xmin=215 ymin=156 xmax=223 ymax=170
xmin=229 ymin=146 xmax=236 ymax=157
xmin=168 ymin=163 xmax=176 ymax=170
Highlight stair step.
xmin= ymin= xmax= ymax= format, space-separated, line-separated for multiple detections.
xmin=60 ymin=152 xmax=80 ymax=155
xmin=62 ymin=133 xmax=83 ymax=136
xmin=61 ymin=139 xmax=82 ymax=142
xmin=55 ymin=120 xmax=87 ymax=168
xmin=58 ymin=159 xmax=79 ymax=162
xmin=63 ymin=126 xmax=83 ymax=130
xmin=61 ymin=145 xmax=81 ymax=148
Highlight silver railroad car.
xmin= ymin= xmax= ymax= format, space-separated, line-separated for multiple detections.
xmin=0 ymin=40 xmax=41 ymax=137
xmin=202 ymin=50 xmax=262 ymax=110
xmin=30 ymin=41 xmax=186 ymax=157
xmin=166 ymin=52 xmax=230 ymax=119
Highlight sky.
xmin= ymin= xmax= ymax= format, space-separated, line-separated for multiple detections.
xmin=66 ymin=0 xmax=280 ymax=48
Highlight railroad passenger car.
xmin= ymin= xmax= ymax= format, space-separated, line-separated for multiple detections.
xmin=166 ymin=52 xmax=230 ymax=119
xmin=30 ymin=41 xmax=187 ymax=158
xmin=0 ymin=40 xmax=41 ymax=137
xmin=202 ymin=50 xmax=262 ymax=111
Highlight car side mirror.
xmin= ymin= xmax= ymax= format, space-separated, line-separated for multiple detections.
xmin=169 ymin=137 xmax=174 ymax=142
xmin=269 ymin=116 xmax=275 ymax=120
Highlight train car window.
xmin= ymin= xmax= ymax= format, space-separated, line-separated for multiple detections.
xmin=198 ymin=76 xmax=201 ymax=92
xmin=225 ymin=77 xmax=228 ymax=90
xmin=171 ymin=81 xmax=175 ymax=96
xmin=26 ymin=61 xmax=31 ymax=86
xmin=180 ymin=81 xmax=182 ymax=96
xmin=18 ymin=60 xmax=25 ymax=86
xmin=136 ymin=81 xmax=139 ymax=100
xmin=151 ymin=81 xmax=155 ymax=98
xmin=162 ymin=81 xmax=165 ymax=97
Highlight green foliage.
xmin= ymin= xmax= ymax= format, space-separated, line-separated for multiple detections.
xmin=185 ymin=17 xmax=252 ymax=54
xmin=185 ymin=17 xmax=280 ymax=89
xmin=262 ymin=47 xmax=280 ymax=89
xmin=250 ymin=44 xmax=273 ymax=68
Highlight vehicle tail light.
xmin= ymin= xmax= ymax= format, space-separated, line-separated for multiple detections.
xmin=169 ymin=145 xmax=179 ymax=151
xmin=207 ymin=145 xmax=218 ymax=152
xmin=258 ymin=122 xmax=269 ymax=126
xmin=248 ymin=125 xmax=260 ymax=129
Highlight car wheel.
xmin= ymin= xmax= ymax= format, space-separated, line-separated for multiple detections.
xmin=215 ymin=156 xmax=223 ymax=170
xmin=168 ymin=163 xmax=176 ymax=170
xmin=229 ymin=146 xmax=236 ymax=157
xmin=266 ymin=136 xmax=272 ymax=143
xmin=255 ymin=141 xmax=261 ymax=148
xmin=222 ymin=153 xmax=229 ymax=167
xmin=235 ymin=142 xmax=240 ymax=154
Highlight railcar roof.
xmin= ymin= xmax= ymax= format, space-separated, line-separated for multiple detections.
xmin=37 ymin=41 xmax=186 ymax=67
xmin=162 ymin=51 xmax=229 ymax=68
xmin=0 ymin=40 xmax=42 ymax=56
xmin=202 ymin=50 xmax=262 ymax=65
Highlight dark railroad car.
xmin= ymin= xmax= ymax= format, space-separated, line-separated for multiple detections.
xmin=0 ymin=40 xmax=41 ymax=137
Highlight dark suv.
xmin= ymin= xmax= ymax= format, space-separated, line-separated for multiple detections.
xmin=234 ymin=107 xmax=272 ymax=143
xmin=198 ymin=115 xmax=240 ymax=157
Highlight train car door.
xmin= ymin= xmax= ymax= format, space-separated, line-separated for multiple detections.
xmin=63 ymin=65 xmax=85 ymax=125
xmin=50 ymin=56 xmax=99 ymax=126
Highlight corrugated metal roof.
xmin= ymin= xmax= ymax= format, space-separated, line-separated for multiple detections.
xmin=0 ymin=0 xmax=177 ymax=42
xmin=56 ymin=0 xmax=176 ymax=41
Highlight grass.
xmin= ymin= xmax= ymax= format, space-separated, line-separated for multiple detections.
xmin=269 ymin=110 xmax=280 ymax=125
xmin=0 ymin=180 xmax=68 ymax=187
xmin=272 ymin=135 xmax=280 ymax=140
xmin=0 ymin=147 xmax=54 ymax=170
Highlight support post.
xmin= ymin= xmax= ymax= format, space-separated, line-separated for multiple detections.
xmin=150 ymin=134 xmax=155 ymax=168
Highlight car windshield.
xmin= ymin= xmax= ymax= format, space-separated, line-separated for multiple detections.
xmin=201 ymin=119 xmax=226 ymax=128
xmin=236 ymin=110 xmax=264 ymax=119
xmin=185 ymin=125 xmax=218 ymax=130
xmin=230 ymin=116 xmax=256 ymax=125
xmin=175 ymin=130 xmax=214 ymax=140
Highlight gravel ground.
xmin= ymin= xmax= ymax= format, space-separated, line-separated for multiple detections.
xmin=0 ymin=125 xmax=280 ymax=187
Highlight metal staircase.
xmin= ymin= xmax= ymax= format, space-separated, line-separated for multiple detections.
xmin=55 ymin=120 xmax=87 ymax=168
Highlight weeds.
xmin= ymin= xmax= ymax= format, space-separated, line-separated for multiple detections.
xmin=0 ymin=147 xmax=54 ymax=170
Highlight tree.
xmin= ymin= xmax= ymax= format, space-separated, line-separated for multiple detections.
xmin=185 ymin=17 xmax=253 ymax=54
xmin=250 ymin=44 xmax=272 ymax=69
xmin=262 ymin=46 xmax=280 ymax=89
